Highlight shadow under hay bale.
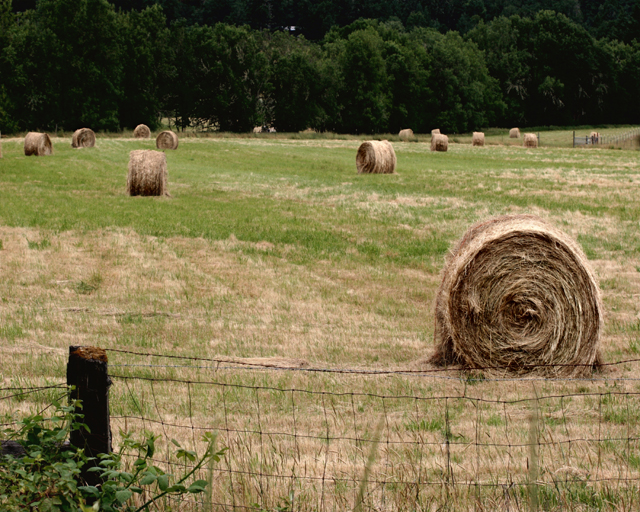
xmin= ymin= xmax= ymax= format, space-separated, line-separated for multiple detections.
xmin=472 ymin=132 xmax=484 ymax=147
xmin=71 ymin=128 xmax=96 ymax=148
xmin=127 ymin=150 xmax=169 ymax=197
xmin=430 ymin=134 xmax=448 ymax=152
xmin=133 ymin=124 xmax=150 ymax=139
xmin=156 ymin=130 xmax=179 ymax=150
xmin=430 ymin=214 xmax=603 ymax=377
xmin=509 ymin=127 xmax=520 ymax=138
xmin=356 ymin=140 xmax=396 ymax=174
xmin=524 ymin=133 xmax=538 ymax=148
xmin=399 ymin=128 xmax=414 ymax=141
xmin=24 ymin=132 xmax=53 ymax=156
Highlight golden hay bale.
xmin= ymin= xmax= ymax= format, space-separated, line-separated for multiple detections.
xmin=523 ymin=133 xmax=538 ymax=148
xmin=133 ymin=124 xmax=151 ymax=139
xmin=356 ymin=140 xmax=396 ymax=174
xmin=590 ymin=131 xmax=600 ymax=143
xmin=399 ymin=128 xmax=414 ymax=141
xmin=430 ymin=134 xmax=448 ymax=152
xmin=156 ymin=130 xmax=179 ymax=150
xmin=509 ymin=127 xmax=520 ymax=138
xmin=431 ymin=129 xmax=440 ymax=136
xmin=71 ymin=128 xmax=96 ymax=148
xmin=472 ymin=132 xmax=484 ymax=147
xmin=126 ymin=150 xmax=169 ymax=197
xmin=253 ymin=126 xmax=262 ymax=133
xmin=24 ymin=132 xmax=53 ymax=156
xmin=430 ymin=214 xmax=603 ymax=377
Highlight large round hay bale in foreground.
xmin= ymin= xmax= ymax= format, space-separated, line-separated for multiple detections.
xmin=430 ymin=214 xmax=603 ymax=377
xmin=71 ymin=128 xmax=96 ymax=148
xmin=127 ymin=150 xmax=169 ymax=197
xmin=472 ymin=132 xmax=484 ymax=147
xmin=356 ymin=140 xmax=396 ymax=174
xmin=24 ymin=132 xmax=53 ymax=156
xmin=523 ymin=133 xmax=538 ymax=148
xmin=133 ymin=124 xmax=151 ymax=139
xmin=509 ymin=127 xmax=520 ymax=138
xmin=399 ymin=128 xmax=414 ymax=141
xmin=156 ymin=130 xmax=179 ymax=150
xmin=430 ymin=134 xmax=448 ymax=152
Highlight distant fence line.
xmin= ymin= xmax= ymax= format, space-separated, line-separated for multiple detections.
xmin=3 ymin=347 xmax=640 ymax=510
xmin=573 ymin=127 xmax=640 ymax=147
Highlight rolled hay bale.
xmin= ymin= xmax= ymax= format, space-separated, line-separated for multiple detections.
xmin=127 ymin=150 xmax=169 ymax=197
xmin=523 ymin=133 xmax=538 ymax=148
xmin=430 ymin=134 xmax=448 ymax=152
xmin=71 ymin=128 xmax=96 ymax=148
xmin=253 ymin=126 xmax=262 ymax=133
xmin=472 ymin=132 xmax=485 ymax=147
xmin=399 ymin=128 xmax=414 ymax=141
xmin=590 ymin=131 xmax=600 ymax=143
xmin=430 ymin=214 xmax=603 ymax=377
xmin=24 ymin=132 xmax=53 ymax=156
xmin=356 ymin=140 xmax=396 ymax=174
xmin=431 ymin=129 xmax=441 ymax=136
xmin=133 ymin=124 xmax=151 ymax=139
xmin=509 ymin=127 xmax=520 ymax=138
xmin=156 ymin=130 xmax=179 ymax=150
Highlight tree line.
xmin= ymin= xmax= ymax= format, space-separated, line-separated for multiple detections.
xmin=1 ymin=0 xmax=640 ymax=134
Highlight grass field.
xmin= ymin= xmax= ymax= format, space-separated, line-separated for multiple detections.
xmin=2 ymin=130 xmax=640 ymax=510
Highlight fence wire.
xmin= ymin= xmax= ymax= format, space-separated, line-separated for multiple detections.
xmin=105 ymin=348 xmax=640 ymax=511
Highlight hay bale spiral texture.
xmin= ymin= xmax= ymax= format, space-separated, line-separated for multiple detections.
xmin=156 ymin=130 xmax=179 ymax=150
xmin=430 ymin=214 xmax=603 ymax=377
xmin=509 ymin=127 xmax=520 ymax=138
xmin=133 ymin=124 xmax=151 ymax=139
xmin=127 ymin=150 xmax=169 ymax=197
xmin=430 ymin=134 xmax=448 ymax=152
xmin=523 ymin=133 xmax=538 ymax=148
xmin=71 ymin=128 xmax=96 ymax=148
xmin=399 ymin=128 xmax=414 ymax=141
xmin=472 ymin=132 xmax=484 ymax=147
xmin=24 ymin=132 xmax=53 ymax=156
xmin=356 ymin=141 xmax=396 ymax=174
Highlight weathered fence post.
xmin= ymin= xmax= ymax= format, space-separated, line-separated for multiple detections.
xmin=67 ymin=346 xmax=112 ymax=485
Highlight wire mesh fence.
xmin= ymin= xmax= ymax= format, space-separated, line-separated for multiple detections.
xmin=104 ymin=348 xmax=640 ymax=511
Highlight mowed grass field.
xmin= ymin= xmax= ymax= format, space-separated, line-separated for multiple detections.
xmin=2 ymin=131 xmax=640 ymax=510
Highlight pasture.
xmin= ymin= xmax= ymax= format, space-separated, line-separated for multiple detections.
xmin=1 ymin=131 xmax=640 ymax=510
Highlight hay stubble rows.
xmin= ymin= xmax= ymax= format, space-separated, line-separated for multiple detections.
xmin=2 ymin=134 xmax=640 ymax=508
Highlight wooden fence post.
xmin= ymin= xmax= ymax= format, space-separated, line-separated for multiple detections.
xmin=67 ymin=346 xmax=112 ymax=485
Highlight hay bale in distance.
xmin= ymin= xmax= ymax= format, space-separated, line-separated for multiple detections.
xmin=430 ymin=214 xmax=603 ymax=377
xmin=430 ymin=134 xmax=448 ymax=152
xmin=472 ymin=132 xmax=484 ymax=147
xmin=356 ymin=140 xmax=396 ymax=174
xmin=399 ymin=128 xmax=414 ymax=141
xmin=253 ymin=126 xmax=262 ymax=133
xmin=590 ymin=131 xmax=600 ymax=144
xmin=523 ymin=133 xmax=538 ymax=148
xmin=156 ymin=130 xmax=179 ymax=150
xmin=127 ymin=150 xmax=168 ymax=197
xmin=24 ymin=132 xmax=53 ymax=156
xmin=509 ymin=127 xmax=520 ymax=138
xmin=133 ymin=124 xmax=151 ymax=139
xmin=71 ymin=128 xmax=96 ymax=148
xmin=431 ymin=129 xmax=441 ymax=136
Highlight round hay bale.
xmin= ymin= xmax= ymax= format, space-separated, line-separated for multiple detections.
xmin=430 ymin=134 xmax=448 ymax=152
xmin=133 ymin=124 xmax=151 ymax=139
xmin=430 ymin=214 xmax=603 ymax=377
xmin=399 ymin=128 xmax=414 ymax=141
xmin=253 ymin=126 xmax=262 ymax=133
xmin=590 ymin=131 xmax=600 ymax=143
xmin=523 ymin=133 xmax=538 ymax=148
xmin=472 ymin=132 xmax=484 ymax=147
xmin=156 ymin=130 xmax=179 ymax=150
xmin=509 ymin=127 xmax=520 ymax=138
xmin=127 ymin=150 xmax=169 ymax=197
xmin=356 ymin=140 xmax=396 ymax=174
xmin=431 ymin=129 xmax=441 ymax=136
xmin=71 ymin=128 xmax=96 ymax=148
xmin=24 ymin=132 xmax=53 ymax=156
